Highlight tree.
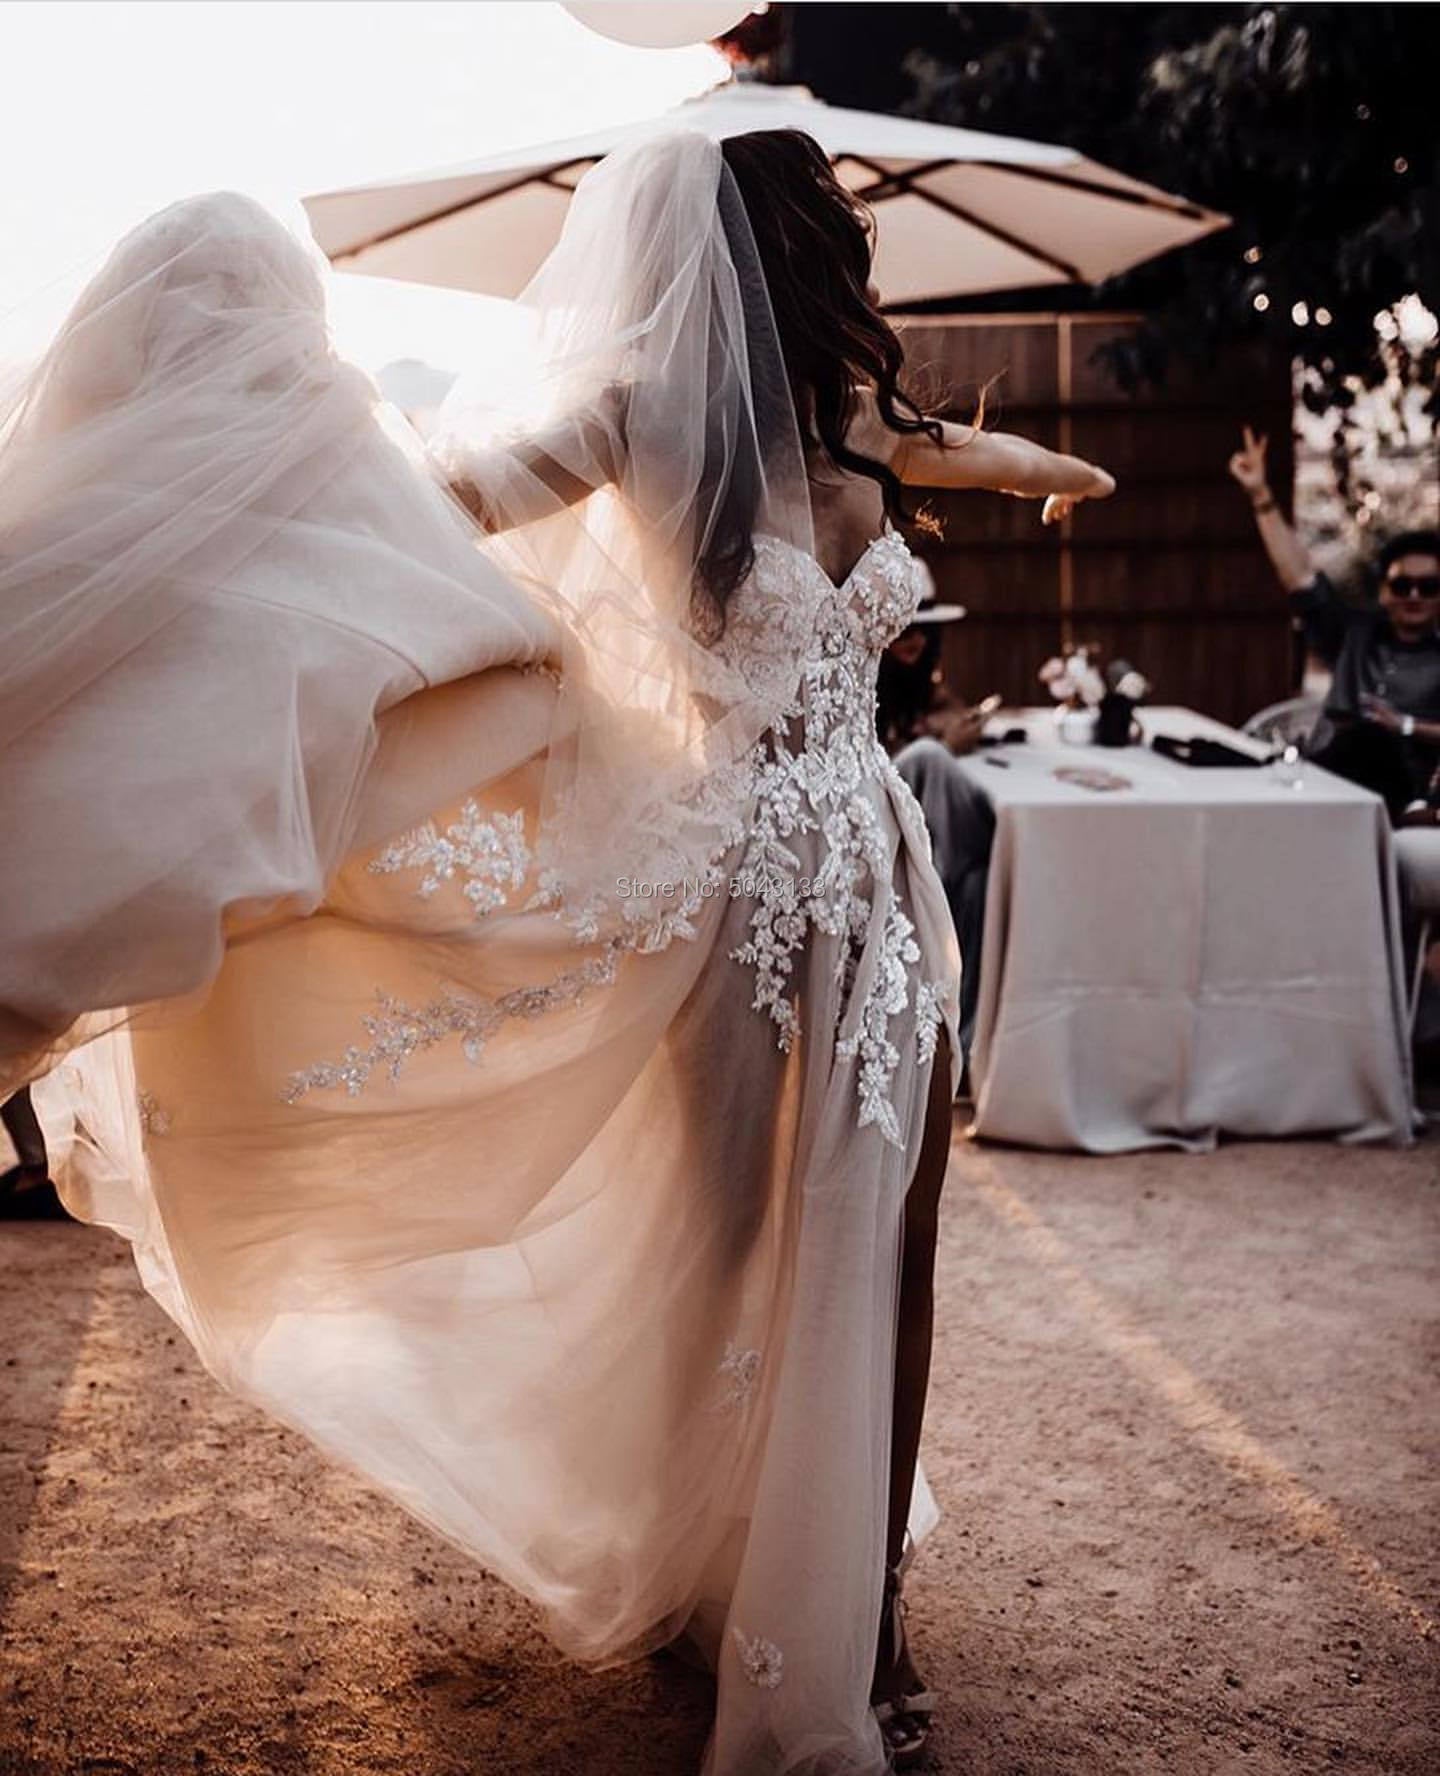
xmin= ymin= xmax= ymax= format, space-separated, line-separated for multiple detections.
xmin=732 ymin=4 xmax=1438 ymax=409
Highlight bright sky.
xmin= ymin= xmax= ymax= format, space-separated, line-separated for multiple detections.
xmin=0 ymin=1 xmax=726 ymax=369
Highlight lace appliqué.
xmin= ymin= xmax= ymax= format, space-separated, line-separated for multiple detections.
xmin=287 ymin=776 xmax=749 ymax=1106
xmin=721 ymin=532 xmax=939 ymax=1144
xmin=137 ymin=1091 xmax=170 ymax=1137
xmin=834 ymin=902 xmax=921 ymax=1146
xmin=914 ymin=980 xmax=945 ymax=1067
xmin=889 ymin=768 xmax=936 ymax=867
xmin=715 ymin=1341 xmax=762 ymax=1412
xmin=368 ymin=802 xmax=530 ymax=918
xmin=731 ymin=1627 xmax=784 ymax=1689
xmin=282 ymin=945 xmax=620 ymax=1103
xmin=287 ymin=529 xmax=950 ymax=1133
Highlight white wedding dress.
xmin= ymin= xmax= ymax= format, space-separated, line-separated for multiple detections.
xmin=2 ymin=135 xmax=961 ymax=1776
xmin=70 ymin=519 xmax=960 ymax=1776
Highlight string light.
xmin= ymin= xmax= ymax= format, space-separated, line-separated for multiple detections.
xmin=1253 ymin=293 xmax=1270 ymax=313
xmin=1291 ymin=301 xmax=1309 ymax=326
xmin=1396 ymin=293 xmax=1439 ymax=350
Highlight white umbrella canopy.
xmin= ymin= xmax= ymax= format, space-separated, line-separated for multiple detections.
xmin=304 ymin=81 xmax=1227 ymax=306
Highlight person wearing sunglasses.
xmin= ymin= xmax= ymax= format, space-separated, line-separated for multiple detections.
xmin=1230 ymin=425 xmax=1440 ymax=825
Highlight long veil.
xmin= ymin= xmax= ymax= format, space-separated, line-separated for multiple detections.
xmin=0 ymin=134 xmax=817 ymax=1081
xmin=2 ymin=134 xmax=935 ymax=1776
xmin=430 ymin=128 xmax=816 ymax=939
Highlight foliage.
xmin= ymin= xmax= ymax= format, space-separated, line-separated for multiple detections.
xmin=736 ymin=3 xmax=1438 ymax=410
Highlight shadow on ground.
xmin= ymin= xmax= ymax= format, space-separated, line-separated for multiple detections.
xmin=2 ymin=1129 xmax=1436 ymax=1775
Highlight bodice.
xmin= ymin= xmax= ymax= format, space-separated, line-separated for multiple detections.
xmin=709 ymin=528 xmax=948 ymax=1143
xmin=715 ymin=528 xmax=929 ymax=727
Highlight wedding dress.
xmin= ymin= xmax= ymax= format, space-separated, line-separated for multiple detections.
xmin=0 ymin=190 xmax=561 ymax=1077
xmin=1 ymin=133 xmax=960 ymax=1776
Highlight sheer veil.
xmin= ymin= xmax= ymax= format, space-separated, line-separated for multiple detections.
xmin=0 ymin=134 xmax=819 ymax=1079
xmin=0 ymin=190 xmax=560 ymax=1083
xmin=430 ymin=128 xmax=817 ymax=940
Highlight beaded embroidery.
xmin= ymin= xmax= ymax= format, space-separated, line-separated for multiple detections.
xmin=716 ymin=1341 xmax=762 ymax=1412
xmin=286 ymin=530 xmax=952 ymax=1133
xmin=368 ymin=802 xmax=529 ymax=918
xmin=137 ymin=1091 xmax=171 ymax=1137
xmin=731 ymin=1627 xmax=785 ymax=1689
xmin=281 ymin=945 xmax=620 ymax=1103
xmin=717 ymin=530 xmax=948 ymax=1143
xmin=914 ymin=979 xmax=945 ymax=1068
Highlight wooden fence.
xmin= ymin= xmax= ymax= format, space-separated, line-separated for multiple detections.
xmin=895 ymin=314 xmax=1297 ymax=728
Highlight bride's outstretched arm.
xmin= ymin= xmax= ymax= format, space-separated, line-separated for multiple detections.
xmin=440 ymin=431 xmax=605 ymax=533
xmin=893 ymin=422 xmax=1115 ymax=524
xmin=435 ymin=389 xmax=625 ymax=534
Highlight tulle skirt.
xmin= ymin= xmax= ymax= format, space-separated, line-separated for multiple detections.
xmin=45 ymin=717 xmax=956 ymax=1776
xmin=2 ymin=172 xmax=960 ymax=1776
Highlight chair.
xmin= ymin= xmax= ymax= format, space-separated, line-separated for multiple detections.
xmin=1241 ymin=696 xmax=1322 ymax=751
xmin=1394 ymin=828 xmax=1440 ymax=1034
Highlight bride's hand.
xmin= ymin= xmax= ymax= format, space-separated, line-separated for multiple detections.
xmin=1042 ymin=466 xmax=1116 ymax=526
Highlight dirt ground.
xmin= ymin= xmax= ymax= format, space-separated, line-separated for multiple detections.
xmin=2 ymin=1127 xmax=1437 ymax=1776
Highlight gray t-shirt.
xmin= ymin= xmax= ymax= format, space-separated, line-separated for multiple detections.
xmin=1292 ymin=573 xmax=1440 ymax=799
xmin=1293 ymin=572 xmax=1440 ymax=715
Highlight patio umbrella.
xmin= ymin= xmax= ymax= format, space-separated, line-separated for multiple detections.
xmin=304 ymin=81 xmax=1227 ymax=306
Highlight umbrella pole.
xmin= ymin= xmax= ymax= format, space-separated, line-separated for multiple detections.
xmin=1057 ymin=315 xmax=1076 ymax=654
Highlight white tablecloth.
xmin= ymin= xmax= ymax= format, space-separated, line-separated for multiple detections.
xmin=957 ymin=707 xmax=1413 ymax=1152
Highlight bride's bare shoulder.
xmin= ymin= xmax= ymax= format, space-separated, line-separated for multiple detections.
xmin=843 ymin=387 xmax=902 ymax=465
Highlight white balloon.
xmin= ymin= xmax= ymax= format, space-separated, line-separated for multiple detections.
xmin=563 ymin=2 xmax=756 ymax=50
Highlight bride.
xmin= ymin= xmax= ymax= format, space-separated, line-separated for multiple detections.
xmin=0 ymin=127 xmax=1112 ymax=1774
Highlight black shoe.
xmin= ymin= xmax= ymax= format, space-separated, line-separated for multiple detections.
xmin=0 ymin=1166 xmax=70 ymax=1221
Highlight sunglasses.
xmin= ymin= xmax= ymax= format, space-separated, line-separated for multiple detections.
xmin=1384 ymin=574 xmax=1440 ymax=600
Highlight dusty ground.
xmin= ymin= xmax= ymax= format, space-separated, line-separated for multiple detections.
xmin=2 ymin=1128 xmax=1437 ymax=1776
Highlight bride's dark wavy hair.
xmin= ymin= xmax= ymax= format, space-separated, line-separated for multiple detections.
xmin=696 ymin=128 xmax=955 ymax=630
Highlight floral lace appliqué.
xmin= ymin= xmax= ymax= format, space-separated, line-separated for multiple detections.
xmin=720 ymin=531 xmax=941 ymax=1144
xmin=285 ymin=530 xmax=951 ymax=1136
xmin=282 ymin=945 xmax=620 ymax=1103
xmin=716 ymin=1341 xmax=762 ymax=1412
xmin=834 ymin=901 xmax=921 ymax=1146
xmin=731 ymin=1626 xmax=784 ymax=1689
xmin=137 ymin=1091 xmax=170 ymax=1137
xmin=368 ymin=802 xmax=530 ymax=918
xmin=914 ymin=980 xmax=946 ymax=1068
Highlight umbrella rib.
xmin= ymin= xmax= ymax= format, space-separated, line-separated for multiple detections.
xmin=326 ymin=145 xmax=1217 ymax=276
xmin=334 ymin=157 xmax=598 ymax=259
xmin=851 ymin=158 xmax=955 ymax=202
xmin=857 ymin=153 xmax=1213 ymax=223
xmin=847 ymin=155 xmax=1081 ymax=283
xmin=972 ymin=158 xmax=1215 ymax=221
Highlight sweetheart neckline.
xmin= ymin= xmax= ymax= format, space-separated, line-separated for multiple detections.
xmin=756 ymin=527 xmax=910 ymax=595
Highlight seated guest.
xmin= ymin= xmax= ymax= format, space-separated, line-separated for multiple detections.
xmin=878 ymin=582 xmax=993 ymax=1065
xmin=1230 ymin=424 xmax=1440 ymax=825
